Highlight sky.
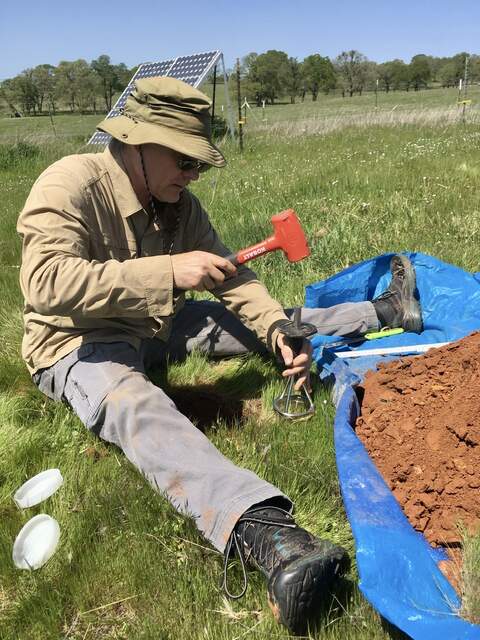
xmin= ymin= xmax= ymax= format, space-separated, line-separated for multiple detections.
xmin=1 ymin=0 xmax=479 ymax=79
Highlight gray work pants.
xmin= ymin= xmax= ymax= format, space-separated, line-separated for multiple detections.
xmin=33 ymin=300 xmax=377 ymax=551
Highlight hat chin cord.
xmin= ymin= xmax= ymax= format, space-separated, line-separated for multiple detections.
xmin=138 ymin=145 xmax=159 ymax=222
xmin=138 ymin=144 xmax=179 ymax=256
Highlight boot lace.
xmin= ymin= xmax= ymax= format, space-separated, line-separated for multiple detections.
xmin=221 ymin=506 xmax=296 ymax=599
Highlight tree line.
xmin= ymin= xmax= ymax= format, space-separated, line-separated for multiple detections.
xmin=235 ymin=50 xmax=480 ymax=105
xmin=0 ymin=55 xmax=133 ymax=116
xmin=1 ymin=50 xmax=479 ymax=117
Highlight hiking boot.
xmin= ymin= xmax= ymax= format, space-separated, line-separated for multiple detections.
xmin=372 ymin=254 xmax=423 ymax=333
xmin=223 ymin=506 xmax=350 ymax=635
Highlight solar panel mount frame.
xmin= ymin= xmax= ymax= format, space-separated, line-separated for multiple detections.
xmin=88 ymin=50 xmax=234 ymax=146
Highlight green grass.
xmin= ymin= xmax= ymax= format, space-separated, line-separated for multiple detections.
xmin=237 ymin=85 xmax=480 ymax=127
xmin=462 ymin=529 xmax=480 ymax=624
xmin=1 ymin=97 xmax=479 ymax=639
xmin=1 ymin=85 xmax=479 ymax=145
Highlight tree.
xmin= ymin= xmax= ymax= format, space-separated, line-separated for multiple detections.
xmin=55 ymin=61 xmax=78 ymax=112
xmin=241 ymin=52 xmax=259 ymax=77
xmin=11 ymin=70 xmax=38 ymax=115
xmin=470 ymin=55 xmax=480 ymax=84
xmin=334 ymin=50 xmax=368 ymax=97
xmin=56 ymin=59 xmax=99 ymax=112
xmin=408 ymin=54 xmax=431 ymax=91
xmin=437 ymin=53 xmax=470 ymax=88
xmin=91 ymin=55 xmax=125 ymax=111
xmin=453 ymin=52 xmax=469 ymax=86
xmin=278 ymin=57 xmax=303 ymax=103
xmin=362 ymin=61 xmax=379 ymax=94
xmin=249 ymin=50 xmax=289 ymax=104
xmin=438 ymin=61 xmax=458 ymax=88
xmin=115 ymin=63 xmax=131 ymax=91
xmin=0 ymin=78 xmax=22 ymax=116
xmin=238 ymin=53 xmax=263 ymax=105
xmin=426 ymin=56 xmax=445 ymax=82
xmin=378 ymin=59 xmax=411 ymax=92
xmin=418 ymin=55 xmax=438 ymax=81
xmin=76 ymin=63 xmax=101 ymax=113
xmin=31 ymin=64 xmax=56 ymax=113
xmin=302 ymin=54 xmax=336 ymax=100
xmin=390 ymin=60 xmax=410 ymax=90
xmin=378 ymin=60 xmax=402 ymax=93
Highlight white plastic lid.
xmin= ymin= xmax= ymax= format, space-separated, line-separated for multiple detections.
xmin=13 ymin=468 xmax=63 ymax=508
xmin=12 ymin=514 xmax=60 ymax=570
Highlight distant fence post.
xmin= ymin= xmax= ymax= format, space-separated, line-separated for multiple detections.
xmin=462 ymin=55 xmax=469 ymax=125
xmin=236 ymin=58 xmax=243 ymax=152
xmin=48 ymin=109 xmax=57 ymax=138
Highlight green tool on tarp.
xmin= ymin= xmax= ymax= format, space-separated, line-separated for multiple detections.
xmin=327 ymin=327 xmax=404 ymax=350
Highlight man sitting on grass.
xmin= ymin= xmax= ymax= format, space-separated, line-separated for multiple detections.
xmin=17 ymin=77 xmax=422 ymax=634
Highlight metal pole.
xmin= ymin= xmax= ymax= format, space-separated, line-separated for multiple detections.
xmin=463 ymin=55 xmax=469 ymax=99
xmin=236 ymin=58 xmax=243 ymax=152
xmin=462 ymin=54 xmax=469 ymax=124
xmin=375 ymin=78 xmax=379 ymax=108
xmin=219 ymin=54 xmax=235 ymax=139
xmin=48 ymin=109 xmax=57 ymax=138
xmin=211 ymin=64 xmax=217 ymax=125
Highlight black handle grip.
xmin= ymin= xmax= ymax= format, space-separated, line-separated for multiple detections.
xmin=225 ymin=253 xmax=239 ymax=266
xmin=277 ymin=308 xmax=317 ymax=358
xmin=284 ymin=335 xmax=305 ymax=358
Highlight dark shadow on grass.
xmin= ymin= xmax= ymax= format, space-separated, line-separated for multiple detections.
xmin=0 ymin=359 xmax=33 ymax=394
xmin=380 ymin=617 xmax=413 ymax=640
xmin=160 ymin=353 xmax=338 ymax=432
xmin=148 ymin=355 xmax=270 ymax=431
xmin=303 ymin=577 xmax=355 ymax=635
xmin=304 ymin=577 xmax=412 ymax=640
xmin=166 ymin=384 xmax=245 ymax=430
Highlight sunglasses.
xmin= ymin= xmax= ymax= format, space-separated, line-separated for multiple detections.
xmin=176 ymin=155 xmax=210 ymax=173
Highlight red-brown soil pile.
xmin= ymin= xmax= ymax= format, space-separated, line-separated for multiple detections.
xmin=355 ymin=332 xmax=480 ymax=548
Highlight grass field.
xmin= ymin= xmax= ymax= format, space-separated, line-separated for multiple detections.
xmin=1 ymin=91 xmax=479 ymax=639
xmin=1 ymin=85 xmax=480 ymax=144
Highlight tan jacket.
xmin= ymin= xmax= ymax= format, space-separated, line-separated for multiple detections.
xmin=17 ymin=144 xmax=288 ymax=374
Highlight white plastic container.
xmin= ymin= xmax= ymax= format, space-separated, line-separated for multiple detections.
xmin=13 ymin=469 xmax=63 ymax=508
xmin=12 ymin=514 xmax=60 ymax=570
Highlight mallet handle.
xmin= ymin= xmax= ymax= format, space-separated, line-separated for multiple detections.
xmin=226 ymin=234 xmax=279 ymax=265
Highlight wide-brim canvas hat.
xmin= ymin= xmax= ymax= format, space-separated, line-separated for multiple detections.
xmin=97 ymin=77 xmax=226 ymax=168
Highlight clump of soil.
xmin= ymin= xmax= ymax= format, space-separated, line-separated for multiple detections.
xmin=356 ymin=332 xmax=480 ymax=548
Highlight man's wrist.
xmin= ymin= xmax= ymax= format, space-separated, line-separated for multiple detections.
xmin=266 ymin=319 xmax=292 ymax=356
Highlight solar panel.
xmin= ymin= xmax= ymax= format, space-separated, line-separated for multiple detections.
xmin=88 ymin=50 xmax=222 ymax=145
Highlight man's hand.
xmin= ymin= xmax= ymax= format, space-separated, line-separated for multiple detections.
xmin=171 ymin=251 xmax=237 ymax=292
xmin=276 ymin=334 xmax=313 ymax=391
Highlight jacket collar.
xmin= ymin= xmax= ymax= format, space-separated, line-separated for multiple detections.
xmin=102 ymin=143 xmax=144 ymax=218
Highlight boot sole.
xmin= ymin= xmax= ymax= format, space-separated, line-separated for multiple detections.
xmin=267 ymin=546 xmax=350 ymax=634
xmin=391 ymin=255 xmax=423 ymax=333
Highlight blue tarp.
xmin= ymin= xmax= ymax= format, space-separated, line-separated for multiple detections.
xmin=306 ymin=252 xmax=480 ymax=640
